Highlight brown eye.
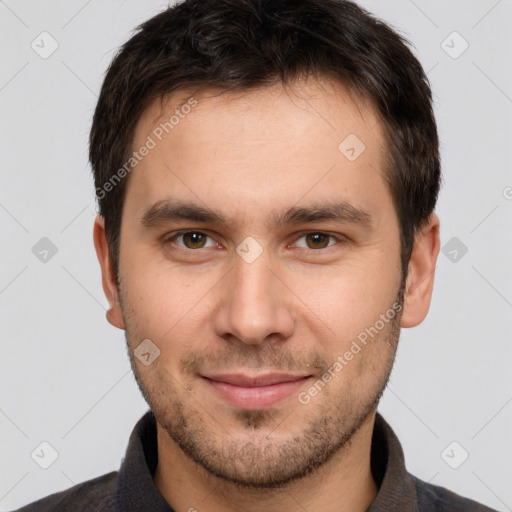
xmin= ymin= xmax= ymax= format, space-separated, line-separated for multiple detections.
xmin=182 ymin=232 xmax=208 ymax=249
xmin=304 ymin=232 xmax=332 ymax=249
xmin=168 ymin=231 xmax=215 ymax=249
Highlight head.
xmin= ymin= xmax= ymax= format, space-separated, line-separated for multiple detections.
xmin=92 ymin=0 xmax=440 ymax=489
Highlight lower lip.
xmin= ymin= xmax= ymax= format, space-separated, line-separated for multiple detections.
xmin=203 ymin=377 xmax=311 ymax=410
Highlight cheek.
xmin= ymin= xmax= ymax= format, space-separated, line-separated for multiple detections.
xmin=121 ymin=258 xmax=219 ymax=346
xmin=288 ymin=253 xmax=399 ymax=345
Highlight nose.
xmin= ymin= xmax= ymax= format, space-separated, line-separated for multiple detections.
xmin=212 ymin=251 xmax=295 ymax=346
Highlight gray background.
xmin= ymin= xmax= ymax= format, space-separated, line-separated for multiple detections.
xmin=1 ymin=0 xmax=511 ymax=510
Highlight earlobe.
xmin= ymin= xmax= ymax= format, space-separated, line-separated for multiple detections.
xmin=93 ymin=215 xmax=126 ymax=330
xmin=400 ymin=213 xmax=440 ymax=328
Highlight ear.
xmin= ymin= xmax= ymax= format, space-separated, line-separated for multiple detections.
xmin=400 ymin=213 xmax=440 ymax=328
xmin=93 ymin=215 xmax=125 ymax=330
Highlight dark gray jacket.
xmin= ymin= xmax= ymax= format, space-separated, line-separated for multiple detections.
xmin=14 ymin=411 xmax=497 ymax=511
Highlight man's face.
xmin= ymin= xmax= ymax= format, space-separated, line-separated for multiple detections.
xmin=116 ymin=79 xmax=404 ymax=487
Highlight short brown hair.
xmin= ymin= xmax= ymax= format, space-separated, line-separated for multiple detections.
xmin=90 ymin=0 xmax=441 ymax=283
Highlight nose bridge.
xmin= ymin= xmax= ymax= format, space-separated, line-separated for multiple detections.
xmin=213 ymin=249 xmax=294 ymax=345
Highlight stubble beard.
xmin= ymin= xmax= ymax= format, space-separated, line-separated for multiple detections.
xmin=121 ymin=288 xmax=403 ymax=490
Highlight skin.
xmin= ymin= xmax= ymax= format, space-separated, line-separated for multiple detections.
xmin=94 ymin=78 xmax=440 ymax=512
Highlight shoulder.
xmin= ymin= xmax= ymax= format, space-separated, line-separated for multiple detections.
xmin=411 ymin=474 xmax=498 ymax=511
xmin=12 ymin=471 xmax=118 ymax=512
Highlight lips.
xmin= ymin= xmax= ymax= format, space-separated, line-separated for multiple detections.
xmin=204 ymin=373 xmax=308 ymax=387
xmin=202 ymin=373 xmax=312 ymax=410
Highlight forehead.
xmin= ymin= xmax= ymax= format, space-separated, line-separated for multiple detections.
xmin=136 ymin=78 xmax=382 ymax=152
xmin=125 ymin=78 xmax=391 ymax=228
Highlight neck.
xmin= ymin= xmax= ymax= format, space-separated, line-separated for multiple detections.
xmin=154 ymin=412 xmax=379 ymax=512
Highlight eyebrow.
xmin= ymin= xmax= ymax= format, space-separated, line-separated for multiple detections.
xmin=140 ymin=199 xmax=373 ymax=230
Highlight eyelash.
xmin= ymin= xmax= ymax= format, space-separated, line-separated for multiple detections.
xmin=164 ymin=230 xmax=345 ymax=253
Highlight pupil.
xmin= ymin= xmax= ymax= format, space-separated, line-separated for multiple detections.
xmin=308 ymin=233 xmax=328 ymax=249
xmin=185 ymin=232 xmax=205 ymax=248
